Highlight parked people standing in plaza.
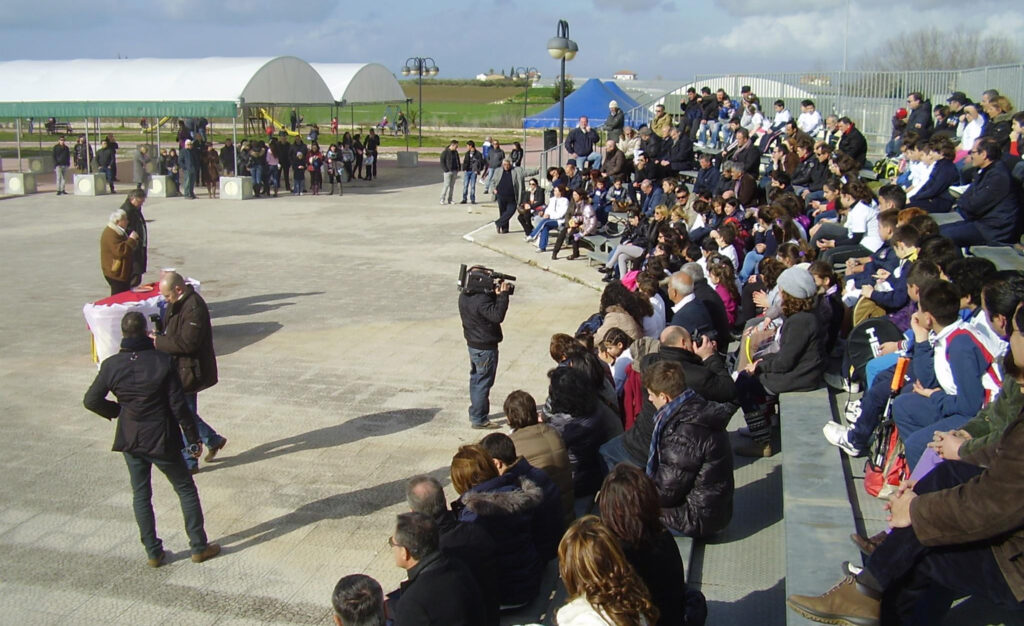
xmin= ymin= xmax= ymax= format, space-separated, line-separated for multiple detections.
xmin=96 ymin=139 xmax=116 ymax=193
xmin=52 ymin=135 xmax=71 ymax=195
xmin=83 ymin=311 xmax=220 ymax=567
xmin=74 ymin=135 xmax=93 ymax=173
xmin=483 ymin=139 xmax=505 ymax=194
xmin=179 ymin=139 xmax=198 ymax=199
xmin=120 ymin=189 xmax=148 ymax=287
xmin=132 ymin=145 xmax=152 ymax=191
xmin=461 ymin=140 xmax=485 ymax=205
xmin=440 ymin=139 xmax=460 ymax=205
xmin=105 ymin=134 xmax=120 ymax=181
xmin=153 ymin=271 xmax=228 ymax=474
xmin=364 ymin=128 xmax=380 ymax=180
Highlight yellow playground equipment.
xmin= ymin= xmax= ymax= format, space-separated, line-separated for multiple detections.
xmin=259 ymin=108 xmax=300 ymax=137
xmin=141 ymin=116 xmax=172 ymax=133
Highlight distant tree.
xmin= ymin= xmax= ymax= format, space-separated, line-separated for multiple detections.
xmin=859 ymin=27 xmax=1021 ymax=71
xmin=553 ymin=78 xmax=575 ymax=102
xmin=488 ymin=67 xmax=494 ymax=75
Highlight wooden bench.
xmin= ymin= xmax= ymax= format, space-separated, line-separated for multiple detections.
xmin=44 ymin=120 xmax=73 ymax=135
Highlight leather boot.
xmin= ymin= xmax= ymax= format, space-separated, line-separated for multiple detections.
xmin=787 ymin=575 xmax=880 ymax=626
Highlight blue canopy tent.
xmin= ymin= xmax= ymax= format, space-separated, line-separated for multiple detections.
xmin=602 ymin=81 xmax=641 ymax=112
xmin=523 ymin=78 xmax=641 ymax=128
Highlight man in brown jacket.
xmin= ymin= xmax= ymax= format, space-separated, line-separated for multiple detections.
xmin=787 ymin=317 xmax=1024 ymax=625
xmin=100 ymin=209 xmax=138 ymax=295
xmin=153 ymin=271 xmax=227 ymax=473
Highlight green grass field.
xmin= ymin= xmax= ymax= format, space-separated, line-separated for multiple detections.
xmin=0 ymin=81 xmax=561 ymax=143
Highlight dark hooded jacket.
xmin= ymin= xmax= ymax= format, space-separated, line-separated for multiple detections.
xmin=83 ymin=337 xmax=199 ymax=460
xmin=505 ymin=457 xmax=566 ymax=562
xmin=648 ymin=391 xmax=734 ymax=538
xmin=434 ymin=509 xmax=500 ymax=625
xmin=623 ymin=347 xmax=736 ymax=464
xmin=454 ymin=474 xmax=545 ymax=606
xmin=153 ymin=285 xmax=218 ymax=393
xmin=544 ymin=408 xmax=606 ymax=497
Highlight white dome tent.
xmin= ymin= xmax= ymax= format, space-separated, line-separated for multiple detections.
xmin=0 ymin=56 xmax=336 ymax=177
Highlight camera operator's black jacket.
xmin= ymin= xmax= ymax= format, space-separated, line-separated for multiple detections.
xmin=459 ymin=291 xmax=509 ymax=350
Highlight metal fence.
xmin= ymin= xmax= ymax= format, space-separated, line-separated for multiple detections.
xmin=625 ymin=64 xmax=1024 ymax=159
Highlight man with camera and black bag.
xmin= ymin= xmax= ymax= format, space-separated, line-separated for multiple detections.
xmin=458 ymin=265 xmax=515 ymax=430
xmin=152 ymin=271 xmax=227 ymax=473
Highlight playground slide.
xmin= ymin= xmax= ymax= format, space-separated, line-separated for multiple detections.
xmin=259 ymin=108 xmax=300 ymax=137
xmin=141 ymin=116 xmax=172 ymax=133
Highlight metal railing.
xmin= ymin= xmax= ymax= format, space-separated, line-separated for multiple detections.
xmin=625 ymin=64 xmax=1024 ymax=159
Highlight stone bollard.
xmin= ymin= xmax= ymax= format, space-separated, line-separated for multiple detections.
xmin=74 ymin=173 xmax=109 ymax=196
xmin=219 ymin=176 xmax=253 ymax=200
xmin=147 ymin=175 xmax=178 ymax=198
xmin=27 ymin=154 xmax=55 ymax=174
xmin=397 ymin=152 xmax=419 ymax=167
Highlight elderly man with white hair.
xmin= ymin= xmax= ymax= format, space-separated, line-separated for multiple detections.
xmin=603 ymin=100 xmax=625 ymax=143
xmin=100 ymin=208 xmax=139 ymax=295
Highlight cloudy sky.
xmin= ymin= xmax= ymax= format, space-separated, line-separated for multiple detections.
xmin=2 ymin=0 xmax=1020 ymax=81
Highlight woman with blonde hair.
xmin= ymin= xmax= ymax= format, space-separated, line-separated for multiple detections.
xmin=556 ymin=515 xmax=659 ymax=626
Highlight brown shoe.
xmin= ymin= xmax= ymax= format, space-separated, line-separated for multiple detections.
xmin=191 ymin=543 xmax=221 ymax=563
xmin=734 ymin=439 xmax=777 ymax=457
xmin=850 ymin=531 xmax=888 ymax=556
xmin=205 ymin=438 xmax=227 ymax=462
xmin=147 ymin=550 xmax=166 ymax=568
xmin=787 ymin=575 xmax=880 ymax=626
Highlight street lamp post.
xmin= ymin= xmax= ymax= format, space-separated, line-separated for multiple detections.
xmin=547 ymin=20 xmax=578 ymax=167
xmin=401 ymin=57 xmax=439 ymax=148
xmin=514 ymin=66 xmax=540 ymax=145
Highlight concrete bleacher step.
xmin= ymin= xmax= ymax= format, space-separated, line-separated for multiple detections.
xmin=779 ymin=389 xmax=862 ymax=626
xmin=971 ymin=245 xmax=1024 ymax=272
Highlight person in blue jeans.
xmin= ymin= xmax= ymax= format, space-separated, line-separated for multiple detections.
xmin=458 ymin=268 xmax=512 ymax=429
xmin=527 ymin=185 xmax=569 ymax=252
xmin=153 ymin=271 xmax=228 ymax=473
xmin=83 ymin=311 xmax=220 ymax=567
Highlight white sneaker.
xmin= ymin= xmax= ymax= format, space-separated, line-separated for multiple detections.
xmin=844 ymin=399 xmax=862 ymax=425
xmin=823 ymin=421 xmax=863 ymax=457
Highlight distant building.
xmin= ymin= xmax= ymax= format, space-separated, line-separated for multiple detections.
xmin=613 ymin=70 xmax=637 ymax=81
xmin=476 ymin=72 xmax=510 ymax=82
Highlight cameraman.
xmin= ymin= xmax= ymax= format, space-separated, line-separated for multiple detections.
xmin=458 ymin=268 xmax=512 ymax=429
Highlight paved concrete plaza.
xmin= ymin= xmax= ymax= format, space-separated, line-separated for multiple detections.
xmin=0 ymin=160 xmax=783 ymax=624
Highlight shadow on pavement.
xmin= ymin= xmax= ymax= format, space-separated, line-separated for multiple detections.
xmin=704 ymin=578 xmax=786 ymax=626
xmin=210 ymin=291 xmax=324 ymax=318
xmin=709 ymin=463 xmax=783 ymax=544
xmin=219 ymin=465 xmax=450 ymax=552
xmin=207 ymin=408 xmax=440 ymax=471
xmin=213 ymin=321 xmax=284 ymax=356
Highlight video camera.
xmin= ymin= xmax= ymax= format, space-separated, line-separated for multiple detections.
xmin=458 ymin=264 xmax=516 ymax=295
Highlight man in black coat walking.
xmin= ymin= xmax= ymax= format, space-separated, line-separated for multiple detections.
xmin=83 ymin=311 xmax=220 ymax=567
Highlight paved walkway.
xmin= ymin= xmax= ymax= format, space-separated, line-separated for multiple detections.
xmin=0 ymin=159 xmax=784 ymax=625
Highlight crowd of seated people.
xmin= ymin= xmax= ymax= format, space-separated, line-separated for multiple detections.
xmin=324 ymin=87 xmax=1024 ymax=626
